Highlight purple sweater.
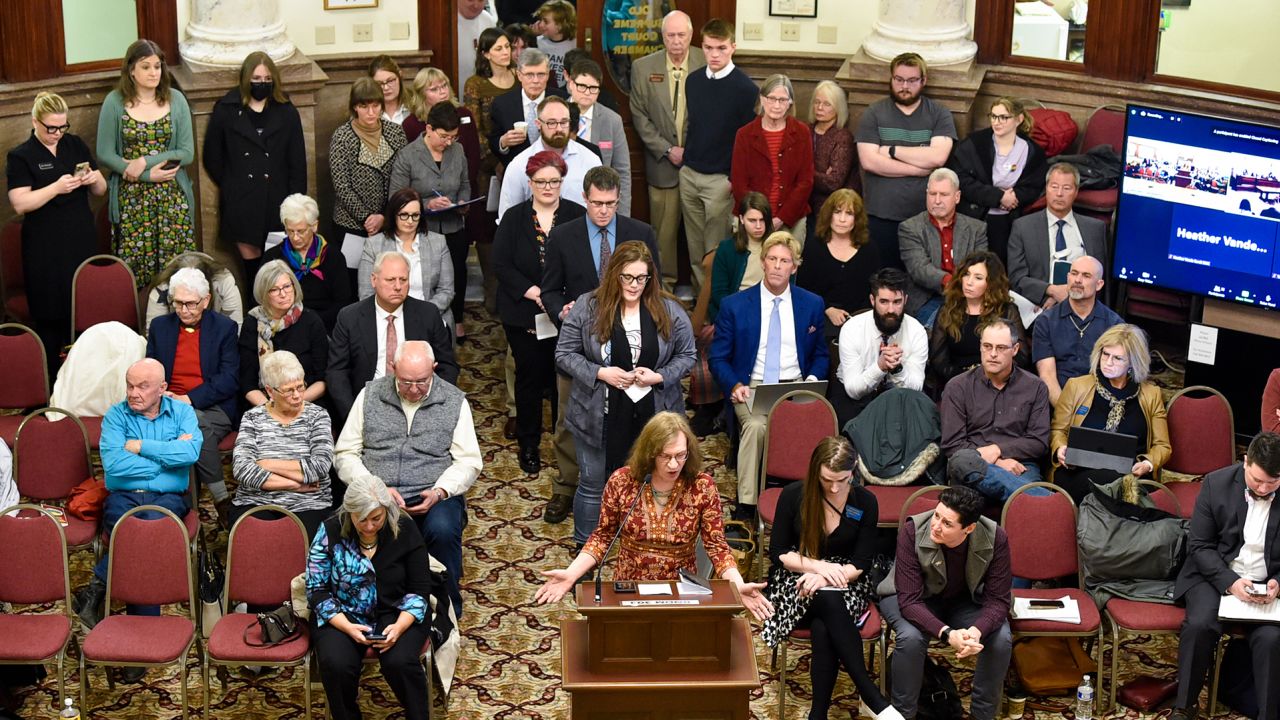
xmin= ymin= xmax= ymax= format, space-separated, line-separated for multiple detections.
xmin=894 ymin=518 xmax=1012 ymax=640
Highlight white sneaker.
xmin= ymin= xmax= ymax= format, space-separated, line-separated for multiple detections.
xmin=858 ymin=700 xmax=906 ymax=720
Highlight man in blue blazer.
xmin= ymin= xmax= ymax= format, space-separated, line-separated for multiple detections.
xmin=145 ymin=267 xmax=239 ymax=525
xmin=710 ymin=232 xmax=828 ymax=519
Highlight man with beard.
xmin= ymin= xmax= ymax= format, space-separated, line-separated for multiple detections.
xmin=832 ymin=268 xmax=928 ymax=427
xmin=855 ymin=52 xmax=956 ymax=271
xmin=710 ymin=232 xmax=828 ymax=521
xmin=941 ymin=318 xmax=1050 ymax=504
xmin=1032 ymin=254 xmax=1122 ymax=404
xmin=1007 ymin=163 xmax=1109 ymax=308
xmin=498 ymin=95 xmax=601 ymax=220
xmin=898 ymin=168 xmax=988 ymax=326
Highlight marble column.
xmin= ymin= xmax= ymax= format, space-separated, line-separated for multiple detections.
xmin=180 ymin=0 xmax=296 ymax=68
xmin=863 ymin=0 xmax=977 ymax=67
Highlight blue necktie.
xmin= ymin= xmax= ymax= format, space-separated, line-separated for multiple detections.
xmin=764 ymin=297 xmax=782 ymax=384
xmin=1054 ymin=219 xmax=1067 ymax=254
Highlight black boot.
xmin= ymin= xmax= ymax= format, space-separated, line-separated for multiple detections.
xmin=74 ymin=578 xmax=107 ymax=630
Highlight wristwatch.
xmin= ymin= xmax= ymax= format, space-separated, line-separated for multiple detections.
xmin=940 ymin=626 xmax=952 ymax=643
xmin=889 ymin=145 xmax=898 ymax=160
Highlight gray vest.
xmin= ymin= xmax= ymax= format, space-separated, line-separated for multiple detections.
xmin=878 ymin=509 xmax=998 ymax=603
xmin=360 ymin=376 xmax=464 ymax=498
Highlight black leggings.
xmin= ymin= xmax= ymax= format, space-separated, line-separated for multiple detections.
xmin=804 ymin=591 xmax=890 ymax=718
xmin=445 ymin=229 xmax=468 ymax=328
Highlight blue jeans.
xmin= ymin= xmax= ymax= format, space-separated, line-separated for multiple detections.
xmin=94 ymin=490 xmax=190 ymax=616
xmin=572 ymin=440 xmax=608 ymax=547
xmin=964 ymin=462 xmax=1049 ymax=504
xmin=913 ymin=295 xmax=944 ymax=329
xmin=410 ymin=495 xmax=466 ymax=617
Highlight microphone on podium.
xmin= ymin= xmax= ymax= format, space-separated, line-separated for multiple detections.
xmin=596 ymin=474 xmax=651 ymax=604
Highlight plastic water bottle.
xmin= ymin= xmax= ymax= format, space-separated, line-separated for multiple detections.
xmin=60 ymin=697 xmax=80 ymax=720
xmin=1076 ymin=674 xmax=1094 ymax=720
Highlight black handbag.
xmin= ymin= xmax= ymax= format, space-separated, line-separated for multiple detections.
xmin=916 ymin=656 xmax=964 ymax=720
xmin=244 ymin=603 xmax=301 ymax=647
xmin=197 ymin=530 xmax=225 ymax=637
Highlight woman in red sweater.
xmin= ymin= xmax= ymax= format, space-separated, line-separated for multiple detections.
xmin=730 ymin=73 xmax=814 ymax=244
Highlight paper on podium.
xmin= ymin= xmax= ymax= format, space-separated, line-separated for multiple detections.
xmin=637 ymin=583 xmax=672 ymax=596
xmin=533 ymin=313 xmax=558 ymax=340
xmin=676 ymin=580 xmax=713 ymax=596
xmin=1011 ymin=595 xmax=1081 ymax=623
xmin=1218 ymin=594 xmax=1280 ymax=622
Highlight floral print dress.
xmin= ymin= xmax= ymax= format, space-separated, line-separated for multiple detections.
xmin=114 ymin=113 xmax=195 ymax=286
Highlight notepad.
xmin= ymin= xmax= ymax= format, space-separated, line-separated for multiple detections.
xmin=1011 ymin=595 xmax=1082 ymax=624
xmin=637 ymin=583 xmax=673 ymax=596
xmin=533 ymin=313 xmax=558 ymax=340
xmin=1219 ymin=594 xmax=1280 ymax=623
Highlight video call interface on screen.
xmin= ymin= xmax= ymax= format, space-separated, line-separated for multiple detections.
xmin=1115 ymin=104 xmax=1280 ymax=309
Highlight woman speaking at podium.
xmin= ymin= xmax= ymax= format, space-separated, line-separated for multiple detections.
xmin=534 ymin=412 xmax=773 ymax=621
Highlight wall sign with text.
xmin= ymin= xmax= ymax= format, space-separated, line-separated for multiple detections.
xmin=769 ymin=0 xmax=818 ymax=19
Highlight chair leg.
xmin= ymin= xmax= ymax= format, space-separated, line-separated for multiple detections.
xmin=1209 ymin=634 xmax=1228 ymax=717
xmin=423 ymin=650 xmax=434 ymax=711
xmin=202 ymin=656 xmax=211 ymax=720
xmin=778 ymin=639 xmax=788 ymax=719
xmin=180 ymin=659 xmax=189 ymax=720
xmin=78 ymin=653 xmax=87 ymax=717
xmin=56 ymin=649 xmax=65 ymax=711
xmin=1108 ymin=622 xmax=1120 ymax=712
xmin=1095 ymin=626 xmax=1106 ymax=713
xmin=304 ymin=654 xmax=312 ymax=720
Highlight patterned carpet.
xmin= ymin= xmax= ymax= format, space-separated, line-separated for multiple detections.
xmin=11 ymin=303 xmax=1246 ymax=719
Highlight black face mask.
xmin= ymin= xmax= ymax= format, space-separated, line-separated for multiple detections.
xmin=249 ymin=81 xmax=273 ymax=101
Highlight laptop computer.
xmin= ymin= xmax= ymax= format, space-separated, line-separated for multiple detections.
xmin=744 ymin=380 xmax=827 ymax=416
xmin=1064 ymin=426 xmax=1139 ymax=474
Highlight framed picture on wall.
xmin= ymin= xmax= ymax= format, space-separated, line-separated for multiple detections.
xmin=325 ymin=0 xmax=378 ymax=9
xmin=769 ymin=0 xmax=818 ymax=18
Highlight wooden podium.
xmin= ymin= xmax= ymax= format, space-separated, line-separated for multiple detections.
xmin=560 ymin=579 xmax=760 ymax=720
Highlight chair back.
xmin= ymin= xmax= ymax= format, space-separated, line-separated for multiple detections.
xmin=1165 ymin=385 xmax=1235 ymax=476
xmin=105 ymin=505 xmax=194 ymax=613
xmin=1081 ymin=105 xmax=1126 ymax=152
xmin=1137 ymin=479 xmax=1182 ymax=517
xmin=762 ymin=390 xmax=837 ymax=484
xmin=225 ymin=506 xmax=309 ymax=609
xmin=71 ymin=254 xmax=139 ymax=340
xmin=1002 ymin=483 xmax=1079 ymax=581
xmin=897 ymin=485 xmax=947 ymax=526
xmin=0 ymin=323 xmax=48 ymax=408
xmin=13 ymin=408 xmax=93 ymax=501
xmin=0 ymin=504 xmax=70 ymax=606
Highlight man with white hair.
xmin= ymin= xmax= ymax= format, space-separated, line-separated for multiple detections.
xmin=326 ymin=250 xmax=458 ymax=429
xmin=488 ymin=47 xmax=569 ymax=160
xmin=145 ymin=266 xmax=239 ymax=526
xmin=335 ymin=340 xmax=482 ymax=616
xmin=897 ymin=167 xmax=988 ymax=327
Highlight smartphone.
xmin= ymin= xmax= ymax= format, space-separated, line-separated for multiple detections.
xmin=613 ymin=581 xmax=637 ymax=594
xmin=402 ymin=493 xmax=426 ymax=509
xmin=1029 ymin=600 xmax=1066 ymax=609
xmin=159 ymin=159 xmax=180 ymax=170
xmin=74 ymin=161 xmax=90 ymax=177
xmin=1247 ymin=582 xmax=1269 ymax=596
xmin=363 ymin=624 xmax=387 ymax=641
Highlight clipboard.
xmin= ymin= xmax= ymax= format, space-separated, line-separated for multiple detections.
xmin=426 ymin=196 xmax=487 ymax=215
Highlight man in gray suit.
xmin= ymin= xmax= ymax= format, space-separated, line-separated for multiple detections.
xmin=566 ymin=58 xmax=632 ymax=217
xmin=629 ymin=10 xmax=705 ymax=291
xmin=1007 ymin=162 xmax=1108 ymax=307
xmin=898 ymin=168 xmax=988 ymax=326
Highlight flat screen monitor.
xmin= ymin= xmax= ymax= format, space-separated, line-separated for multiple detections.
xmin=1113 ymin=104 xmax=1280 ymax=309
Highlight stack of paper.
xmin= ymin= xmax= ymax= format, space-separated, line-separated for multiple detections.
xmin=1011 ymin=595 xmax=1082 ymax=624
xmin=676 ymin=580 xmax=712 ymax=596
xmin=1218 ymin=594 xmax=1280 ymax=623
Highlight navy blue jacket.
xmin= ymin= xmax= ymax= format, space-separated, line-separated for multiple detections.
xmin=146 ymin=310 xmax=240 ymax=422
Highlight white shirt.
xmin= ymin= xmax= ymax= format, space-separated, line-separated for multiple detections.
xmin=751 ymin=283 xmax=801 ymax=383
xmin=382 ymin=104 xmax=411 ymax=125
xmin=496 ymin=138 xmax=602 ymax=221
xmin=707 ymin=62 xmax=737 ymax=80
xmin=836 ymin=311 xmax=928 ymax=400
xmin=373 ymin=302 xmax=405 ymax=379
xmin=333 ymin=383 xmax=483 ymax=499
xmin=456 ymin=9 xmax=498 ymax=90
xmin=400 ymin=236 xmax=425 ymax=301
xmin=1230 ymin=489 xmax=1273 ymax=581
xmin=1046 ymin=210 xmax=1086 ymax=264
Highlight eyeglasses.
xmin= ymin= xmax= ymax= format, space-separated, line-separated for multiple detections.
xmin=375 ymin=77 xmax=399 ymax=88
xmin=433 ymin=129 xmax=459 ymax=144
xmin=531 ymin=178 xmax=563 ymax=189
xmin=989 ymin=113 xmax=1014 ymax=123
xmin=891 ymin=75 xmax=923 ymax=86
xmin=271 ymin=384 xmax=305 ymax=397
xmin=980 ymin=343 xmax=1014 ymax=354
xmin=539 ymin=118 xmax=571 ymax=128
xmin=425 ymin=83 xmax=450 ymax=95
xmin=761 ymin=95 xmax=791 ymax=105
xmin=396 ymin=378 xmax=432 ymax=390
xmin=266 ymin=283 xmax=294 ymax=297
xmin=285 ymin=227 xmax=314 ymax=238
xmin=657 ymin=451 xmax=688 ymax=464
xmin=587 ymin=199 xmax=619 ymax=210
xmin=397 ymin=212 xmax=422 ymax=221
xmin=40 ymin=122 xmax=71 ymax=134
xmin=573 ymin=82 xmax=601 ymax=94
xmin=619 ymin=273 xmax=650 ymax=286
xmin=172 ymin=299 xmax=204 ymax=311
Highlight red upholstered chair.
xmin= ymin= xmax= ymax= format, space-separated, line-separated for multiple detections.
xmin=775 ymin=602 xmax=885 ymax=718
xmin=0 ymin=323 xmax=49 ymax=444
xmin=865 ymin=485 xmax=918 ymax=528
xmin=70 ymin=254 xmax=139 ymax=341
xmin=1163 ymin=385 xmax=1235 ymax=518
xmin=1137 ymin=479 xmax=1182 ymax=518
xmin=79 ymin=505 xmax=197 ymax=718
xmin=0 ymin=220 xmax=30 ymax=324
xmin=756 ymin=390 xmax=837 ymax=578
xmin=1102 ymin=599 xmax=1185 ymax=712
xmin=1072 ymin=105 xmax=1126 ymax=213
xmin=0 ymin=505 xmax=74 ymax=708
xmin=1001 ymin=483 xmax=1104 ymax=699
xmin=13 ymin=408 xmax=97 ymax=551
xmin=896 ymin=485 xmax=948 ymax=527
xmin=204 ymin=506 xmax=311 ymax=719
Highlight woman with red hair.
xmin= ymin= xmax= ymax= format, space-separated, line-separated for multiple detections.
xmin=492 ymin=150 xmax=585 ymax=474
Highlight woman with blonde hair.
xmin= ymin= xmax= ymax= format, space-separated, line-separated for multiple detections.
xmin=535 ymin=412 xmax=773 ymax=621
xmin=808 ymin=80 xmax=860 ymax=239
xmin=555 ymin=242 xmax=696 ymax=546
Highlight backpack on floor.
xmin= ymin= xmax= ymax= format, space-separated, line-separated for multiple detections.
xmin=916 ymin=656 xmax=964 ymax=720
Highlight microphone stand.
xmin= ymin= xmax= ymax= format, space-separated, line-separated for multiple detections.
xmin=596 ymin=474 xmax=651 ymax=604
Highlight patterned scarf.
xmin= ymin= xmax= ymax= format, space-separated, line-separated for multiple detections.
xmin=249 ymin=303 xmax=303 ymax=364
xmin=1093 ymin=368 xmax=1140 ymax=432
xmin=282 ymin=234 xmax=328 ymax=281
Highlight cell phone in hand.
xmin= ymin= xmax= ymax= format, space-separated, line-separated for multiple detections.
xmin=363 ymin=624 xmax=387 ymax=641
xmin=74 ymin=161 xmax=91 ymax=177
xmin=1247 ymin=582 xmax=1269 ymax=596
xmin=402 ymin=493 xmax=426 ymax=509
xmin=159 ymin=159 xmax=180 ymax=170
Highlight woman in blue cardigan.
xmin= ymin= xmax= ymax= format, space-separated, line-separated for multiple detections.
xmin=96 ymin=39 xmax=196 ymax=287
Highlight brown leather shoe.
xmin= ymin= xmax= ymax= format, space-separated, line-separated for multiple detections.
xmin=543 ymin=494 xmax=572 ymax=524
xmin=503 ymin=416 xmax=518 ymax=440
